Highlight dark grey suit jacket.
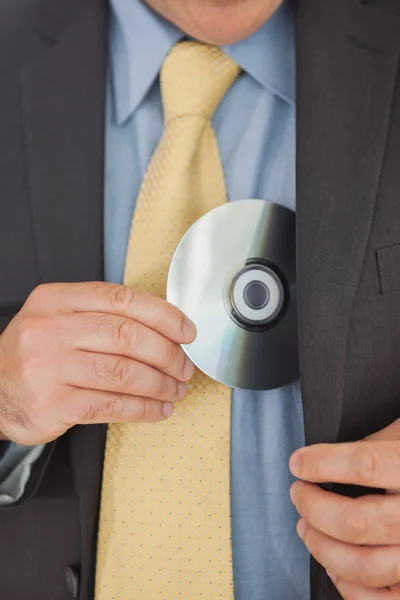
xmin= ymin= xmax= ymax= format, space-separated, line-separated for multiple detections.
xmin=1 ymin=0 xmax=400 ymax=598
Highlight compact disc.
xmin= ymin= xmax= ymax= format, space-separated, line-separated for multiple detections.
xmin=166 ymin=199 xmax=298 ymax=391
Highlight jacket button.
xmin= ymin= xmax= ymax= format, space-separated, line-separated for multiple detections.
xmin=65 ymin=565 xmax=80 ymax=599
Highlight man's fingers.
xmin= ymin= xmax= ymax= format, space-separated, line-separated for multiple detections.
xmin=67 ymin=388 xmax=174 ymax=424
xmin=289 ymin=441 xmax=400 ymax=490
xmin=331 ymin=577 xmax=400 ymax=600
xmin=291 ymin=481 xmax=400 ymax=545
xmin=28 ymin=282 xmax=196 ymax=344
xmin=297 ymin=520 xmax=400 ymax=588
xmin=70 ymin=312 xmax=194 ymax=382
xmin=61 ymin=351 xmax=188 ymax=403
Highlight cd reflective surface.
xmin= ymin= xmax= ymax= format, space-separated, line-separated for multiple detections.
xmin=167 ymin=199 xmax=298 ymax=390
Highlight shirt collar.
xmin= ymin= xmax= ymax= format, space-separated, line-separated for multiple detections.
xmin=222 ymin=1 xmax=295 ymax=105
xmin=109 ymin=0 xmax=294 ymax=126
xmin=109 ymin=0 xmax=183 ymax=125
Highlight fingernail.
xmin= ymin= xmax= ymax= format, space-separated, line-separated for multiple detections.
xmin=183 ymin=357 xmax=195 ymax=380
xmin=289 ymin=451 xmax=302 ymax=477
xmin=290 ymin=484 xmax=297 ymax=504
xmin=183 ymin=318 xmax=196 ymax=341
xmin=163 ymin=402 xmax=174 ymax=418
xmin=297 ymin=519 xmax=307 ymax=540
xmin=326 ymin=571 xmax=337 ymax=584
xmin=178 ymin=382 xmax=188 ymax=400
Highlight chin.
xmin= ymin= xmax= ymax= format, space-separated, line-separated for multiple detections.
xmin=186 ymin=21 xmax=261 ymax=46
xmin=182 ymin=3 xmax=275 ymax=45
xmin=149 ymin=0 xmax=282 ymax=46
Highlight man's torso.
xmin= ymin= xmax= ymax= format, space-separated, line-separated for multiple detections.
xmin=1 ymin=1 xmax=400 ymax=599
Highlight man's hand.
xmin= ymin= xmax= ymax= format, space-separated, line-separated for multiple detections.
xmin=289 ymin=420 xmax=400 ymax=599
xmin=0 ymin=282 xmax=196 ymax=445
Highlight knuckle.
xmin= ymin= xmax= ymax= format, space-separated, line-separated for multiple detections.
xmin=18 ymin=319 xmax=57 ymax=377
xmin=136 ymin=399 xmax=152 ymax=421
xmin=26 ymin=283 xmax=61 ymax=306
xmin=383 ymin=561 xmax=400 ymax=588
xmin=393 ymin=441 xmax=400 ymax=458
xmin=342 ymin=503 xmax=369 ymax=544
xmin=18 ymin=348 xmax=47 ymax=390
xmin=386 ymin=558 xmax=400 ymax=587
xmin=379 ymin=503 xmax=400 ymax=542
xmin=387 ymin=442 xmax=400 ymax=473
xmin=90 ymin=314 xmax=112 ymax=339
xmin=18 ymin=316 xmax=45 ymax=350
xmin=103 ymin=394 xmax=125 ymax=418
xmin=154 ymin=373 xmax=172 ymax=400
xmin=108 ymin=285 xmax=137 ymax=312
xmin=27 ymin=283 xmax=48 ymax=304
xmin=354 ymin=448 xmax=377 ymax=486
xmin=89 ymin=281 xmax=108 ymax=295
xmin=134 ymin=399 xmax=162 ymax=422
xmin=110 ymin=358 xmax=133 ymax=387
xmin=92 ymin=357 xmax=133 ymax=388
xmin=162 ymin=342 xmax=179 ymax=371
xmin=357 ymin=554 xmax=377 ymax=587
xmin=81 ymin=394 xmax=126 ymax=423
xmin=18 ymin=315 xmax=57 ymax=358
xmin=359 ymin=552 xmax=399 ymax=588
xmin=112 ymin=317 xmax=137 ymax=349
xmin=19 ymin=353 xmax=39 ymax=383
xmin=18 ymin=317 xmax=39 ymax=353
xmin=80 ymin=402 xmax=101 ymax=423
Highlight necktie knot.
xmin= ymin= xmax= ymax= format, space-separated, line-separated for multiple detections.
xmin=161 ymin=41 xmax=241 ymax=123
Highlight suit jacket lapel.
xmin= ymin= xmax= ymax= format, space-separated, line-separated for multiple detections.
xmin=296 ymin=2 xmax=400 ymax=598
xmin=296 ymin=0 xmax=400 ymax=449
xmin=69 ymin=425 xmax=106 ymax=599
xmin=21 ymin=1 xmax=108 ymax=597
xmin=21 ymin=0 xmax=107 ymax=284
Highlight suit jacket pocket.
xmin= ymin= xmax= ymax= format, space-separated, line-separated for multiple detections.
xmin=377 ymin=243 xmax=400 ymax=294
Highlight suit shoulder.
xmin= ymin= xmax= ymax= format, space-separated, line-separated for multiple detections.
xmin=0 ymin=0 xmax=104 ymax=52
xmin=0 ymin=0 xmax=47 ymax=50
xmin=0 ymin=0 xmax=45 ymax=30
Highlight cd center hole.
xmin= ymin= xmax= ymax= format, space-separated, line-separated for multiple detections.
xmin=243 ymin=280 xmax=269 ymax=310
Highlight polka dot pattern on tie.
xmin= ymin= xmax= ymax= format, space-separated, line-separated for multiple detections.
xmin=95 ymin=42 xmax=240 ymax=600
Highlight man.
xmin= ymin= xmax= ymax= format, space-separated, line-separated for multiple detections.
xmin=1 ymin=0 xmax=400 ymax=598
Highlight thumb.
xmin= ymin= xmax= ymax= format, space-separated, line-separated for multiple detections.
xmin=365 ymin=419 xmax=400 ymax=494
xmin=365 ymin=419 xmax=400 ymax=495
xmin=365 ymin=417 xmax=400 ymax=441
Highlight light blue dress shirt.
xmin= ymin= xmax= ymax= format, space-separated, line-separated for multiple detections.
xmin=0 ymin=1 xmax=310 ymax=597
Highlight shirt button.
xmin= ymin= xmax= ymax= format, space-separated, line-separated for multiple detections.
xmin=65 ymin=565 xmax=80 ymax=599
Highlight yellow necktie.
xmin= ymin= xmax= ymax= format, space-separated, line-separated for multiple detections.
xmin=95 ymin=42 xmax=240 ymax=600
